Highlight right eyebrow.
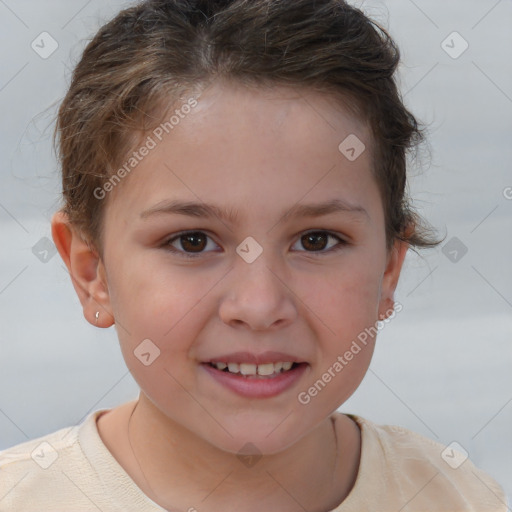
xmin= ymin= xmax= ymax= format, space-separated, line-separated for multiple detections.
xmin=140 ymin=199 xmax=241 ymax=224
xmin=139 ymin=198 xmax=369 ymax=225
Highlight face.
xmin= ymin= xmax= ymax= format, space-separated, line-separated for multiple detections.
xmin=97 ymin=81 xmax=404 ymax=454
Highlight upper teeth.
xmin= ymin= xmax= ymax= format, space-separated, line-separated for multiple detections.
xmin=212 ymin=361 xmax=294 ymax=375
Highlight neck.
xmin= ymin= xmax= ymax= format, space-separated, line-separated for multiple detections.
xmin=113 ymin=395 xmax=360 ymax=512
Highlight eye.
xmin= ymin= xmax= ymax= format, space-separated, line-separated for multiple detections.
xmin=292 ymin=230 xmax=347 ymax=254
xmin=162 ymin=229 xmax=348 ymax=259
xmin=163 ymin=231 xmax=219 ymax=258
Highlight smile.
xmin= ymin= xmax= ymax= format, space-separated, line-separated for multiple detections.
xmin=209 ymin=361 xmax=295 ymax=376
xmin=202 ymin=360 xmax=308 ymax=399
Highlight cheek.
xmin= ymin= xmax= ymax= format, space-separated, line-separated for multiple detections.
xmin=303 ymin=259 xmax=382 ymax=335
xmin=109 ymin=268 xmax=203 ymax=399
xmin=108 ymin=252 xmax=204 ymax=329
xmin=107 ymin=257 xmax=220 ymax=378
xmin=299 ymin=259 xmax=381 ymax=394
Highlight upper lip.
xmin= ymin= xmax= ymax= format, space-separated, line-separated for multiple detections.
xmin=204 ymin=351 xmax=305 ymax=365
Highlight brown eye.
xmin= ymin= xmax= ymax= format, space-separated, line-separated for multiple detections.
xmin=165 ymin=231 xmax=219 ymax=258
xmin=179 ymin=232 xmax=207 ymax=252
xmin=301 ymin=232 xmax=329 ymax=251
xmin=292 ymin=231 xmax=347 ymax=254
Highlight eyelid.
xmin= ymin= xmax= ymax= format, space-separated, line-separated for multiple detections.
xmin=162 ymin=229 xmax=349 ymax=258
xmin=293 ymin=230 xmax=348 ymax=255
xmin=163 ymin=230 xmax=221 ymax=259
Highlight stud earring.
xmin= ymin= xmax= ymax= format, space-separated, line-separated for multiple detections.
xmin=95 ymin=311 xmax=100 ymax=324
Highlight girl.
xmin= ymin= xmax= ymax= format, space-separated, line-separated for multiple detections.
xmin=0 ymin=0 xmax=507 ymax=510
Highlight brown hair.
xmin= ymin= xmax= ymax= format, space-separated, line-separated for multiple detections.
xmin=55 ymin=0 xmax=444 ymax=255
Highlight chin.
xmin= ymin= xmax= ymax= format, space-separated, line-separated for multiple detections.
xmin=192 ymin=408 xmax=315 ymax=456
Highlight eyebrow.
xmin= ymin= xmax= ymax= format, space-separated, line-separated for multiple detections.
xmin=139 ymin=198 xmax=369 ymax=224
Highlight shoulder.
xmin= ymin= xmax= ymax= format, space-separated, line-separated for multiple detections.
xmin=0 ymin=405 xmax=163 ymax=512
xmin=333 ymin=413 xmax=507 ymax=511
xmin=0 ymin=419 xmax=81 ymax=473
xmin=0 ymin=411 xmax=107 ymax=511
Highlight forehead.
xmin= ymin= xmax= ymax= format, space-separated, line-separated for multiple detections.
xmin=190 ymin=80 xmax=370 ymax=145
xmin=105 ymin=81 xmax=380 ymax=225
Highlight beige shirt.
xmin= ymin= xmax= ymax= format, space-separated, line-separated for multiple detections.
xmin=0 ymin=408 xmax=507 ymax=511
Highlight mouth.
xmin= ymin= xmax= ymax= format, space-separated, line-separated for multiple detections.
xmin=207 ymin=361 xmax=300 ymax=378
xmin=201 ymin=354 xmax=309 ymax=398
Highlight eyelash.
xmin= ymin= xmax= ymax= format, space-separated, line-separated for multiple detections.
xmin=161 ymin=230 xmax=348 ymax=259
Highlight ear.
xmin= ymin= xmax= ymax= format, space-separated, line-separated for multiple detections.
xmin=377 ymin=238 xmax=409 ymax=320
xmin=51 ymin=211 xmax=114 ymax=328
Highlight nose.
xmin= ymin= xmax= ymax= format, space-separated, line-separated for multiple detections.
xmin=218 ymin=252 xmax=298 ymax=331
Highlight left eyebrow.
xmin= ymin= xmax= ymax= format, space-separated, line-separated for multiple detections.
xmin=281 ymin=198 xmax=369 ymax=223
xmin=139 ymin=198 xmax=369 ymax=224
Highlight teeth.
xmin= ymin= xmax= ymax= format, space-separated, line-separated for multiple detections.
xmin=227 ymin=363 xmax=239 ymax=373
xmin=257 ymin=363 xmax=275 ymax=376
xmin=240 ymin=363 xmax=257 ymax=375
xmin=211 ymin=361 xmax=295 ymax=376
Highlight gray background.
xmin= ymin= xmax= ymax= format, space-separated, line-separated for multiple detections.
xmin=0 ymin=0 xmax=511 ymax=505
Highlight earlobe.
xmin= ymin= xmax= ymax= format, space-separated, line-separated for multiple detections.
xmin=51 ymin=211 xmax=114 ymax=328
xmin=378 ymin=239 xmax=409 ymax=320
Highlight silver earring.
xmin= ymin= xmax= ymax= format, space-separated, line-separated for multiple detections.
xmin=95 ymin=311 xmax=100 ymax=324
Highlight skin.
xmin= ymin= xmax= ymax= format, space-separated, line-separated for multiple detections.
xmin=52 ymin=80 xmax=409 ymax=511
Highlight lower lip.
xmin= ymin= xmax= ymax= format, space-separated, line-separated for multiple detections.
xmin=201 ymin=363 xmax=308 ymax=399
